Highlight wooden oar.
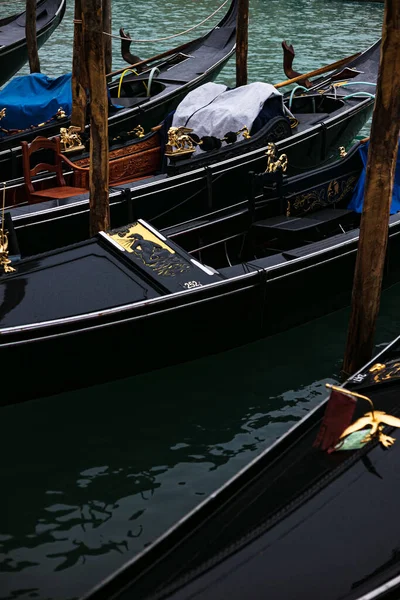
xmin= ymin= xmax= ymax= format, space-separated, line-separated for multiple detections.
xmin=274 ymin=51 xmax=362 ymax=89
xmin=106 ymin=37 xmax=200 ymax=78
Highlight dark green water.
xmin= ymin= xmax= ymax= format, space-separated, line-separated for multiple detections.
xmin=0 ymin=0 xmax=386 ymax=598
xmin=1 ymin=283 xmax=400 ymax=600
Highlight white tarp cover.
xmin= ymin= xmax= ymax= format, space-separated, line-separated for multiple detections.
xmin=171 ymin=81 xmax=288 ymax=155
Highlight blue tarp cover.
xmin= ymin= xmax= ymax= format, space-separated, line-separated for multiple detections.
xmin=0 ymin=72 xmax=72 ymax=133
xmin=348 ymin=140 xmax=400 ymax=215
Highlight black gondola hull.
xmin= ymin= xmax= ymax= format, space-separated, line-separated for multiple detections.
xmin=0 ymin=0 xmax=238 ymax=180
xmin=3 ymin=209 xmax=400 ymax=405
xmin=78 ymin=330 xmax=400 ymax=600
xmin=8 ymin=96 xmax=374 ymax=257
xmin=0 ymin=0 xmax=66 ymax=87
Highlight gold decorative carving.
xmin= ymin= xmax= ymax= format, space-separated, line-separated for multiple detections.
xmin=108 ymin=222 xmax=190 ymax=277
xmin=129 ymin=125 xmax=145 ymax=138
xmin=370 ymin=360 xmax=400 ymax=383
xmin=0 ymin=108 xmax=5 ymax=120
xmin=339 ymin=411 xmax=400 ymax=449
xmin=73 ymin=146 xmax=161 ymax=188
xmin=264 ymin=142 xmax=288 ymax=173
xmin=339 ymin=146 xmax=347 ymax=157
xmin=0 ymin=229 xmax=15 ymax=273
xmin=287 ymin=174 xmax=358 ymax=217
xmin=327 ymin=383 xmax=400 ymax=449
xmin=369 ymin=363 xmax=386 ymax=373
xmin=0 ymin=183 xmax=15 ymax=274
xmin=56 ymin=107 xmax=66 ymax=119
xmin=235 ymin=126 xmax=250 ymax=139
xmin=74 ymin=132 xmax=161 ymax=168
xmin=60 ymin=126 xmax=85 ymax=152
xmin=165 ymin=126 xmax=197 ymax=157
xmin=165 ymin=125 xmax=251 ymax=157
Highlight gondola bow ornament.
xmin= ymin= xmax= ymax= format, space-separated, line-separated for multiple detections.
xmin=0 ymin=183 xmax=15 ymax=273
xmin=314 ymin=383 xmax=400 ymax=452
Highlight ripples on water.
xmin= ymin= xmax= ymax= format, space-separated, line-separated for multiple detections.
xmin=2 ymin=286 xmax=400 ymax=600
xmin=5 ymin=0 xmax=383 ymax=87
xmin=0 ymin=1 xmax=385 ymax=599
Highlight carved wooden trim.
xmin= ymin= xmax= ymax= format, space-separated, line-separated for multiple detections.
xmin=73 ymin=146 xmax=161 ymax=187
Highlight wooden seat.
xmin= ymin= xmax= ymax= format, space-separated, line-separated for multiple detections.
xmin=21 ymin=136 xmax=88 ymax=203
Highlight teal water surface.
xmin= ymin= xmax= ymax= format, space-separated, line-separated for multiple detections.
xmin=0 ymin=1 xmax=386 ymax=599
xmin=5 ymin=0 xmax=383 ymax=90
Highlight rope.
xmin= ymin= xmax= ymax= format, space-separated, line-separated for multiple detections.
xmin=117 ymin=68 xmax=141 ymax=97
xmin=73 ymin=0 xmax=230 ymax=43
xmin=288 ymin=85 xmax=309 ymax=109
xmin=342 ymin=92 xmax=376 ymax=100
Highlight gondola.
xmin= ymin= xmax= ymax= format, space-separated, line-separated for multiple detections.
xmin=0 ymin=0 xmax=239 ymax=180
xmin=79 ymin=333 xmax=400 ymax=600
xmin=1 ymin=36 xmax=380 ymax=256
xmin=2 ymin=136 xmax=400 ymax=404
xmin=0 ymin=0 xmax=66 ymax=88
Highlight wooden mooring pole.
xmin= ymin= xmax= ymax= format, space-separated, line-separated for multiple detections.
xmin=236 ymin=0 xmax=249 ymax=86
xmin=102 ymin=0 xmax=112 ymax=77
xmin=81 ymin=0 xmax=110 ymax=236
xmin=71 ymin=0 xmax=88 ymax=131
xmin=26 ymin=0 xmax=40 ymax=73
xmin=342 ymin=0 xmax=400 ymax=377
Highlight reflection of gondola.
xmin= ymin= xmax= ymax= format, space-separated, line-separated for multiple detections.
xmin=81 ymin=335 xmax=400 ymax=600
xmin=0 ymin=0 xmax=66 ymax=87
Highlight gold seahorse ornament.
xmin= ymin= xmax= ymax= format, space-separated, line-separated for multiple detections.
xmin=264 ymin=143 xmax=288 ymax=173
xmin=0 ymin=229 xmax=15 ymax=273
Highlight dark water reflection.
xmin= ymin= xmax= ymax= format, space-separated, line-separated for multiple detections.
xmin=1 ymin=280 xmax=399 ymax=599
xmin=0 ymin=0 xmax=386 ymax=598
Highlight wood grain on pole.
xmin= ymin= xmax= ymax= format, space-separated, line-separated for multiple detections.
xmin=236 ymin=0 xmax=249 ymax=87
xmin=81 ymin=0 xmax=110 ymax=236
xmin=102 ymin=0 xmax=112 ymax=77
xmin=342 ymin=0 xmax=400 ymax=376
xmin=71 ymin=0 xmax=88 ymax=131
xmin=26 ymin=0 xmax=40 ymax=73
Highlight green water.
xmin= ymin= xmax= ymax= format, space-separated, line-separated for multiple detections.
xmin=0 ymin=0 xmax=386 ymax=599
xmin=11 ymin=0 xmax=383 ymax=86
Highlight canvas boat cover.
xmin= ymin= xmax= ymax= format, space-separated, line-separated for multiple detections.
xmin=171 ymin=81 xmax=292 ymax=155
xmin=348 ymin=140 xmax=400 ymax=214
xmin=0 ymin=72 xmax=72 ymax=133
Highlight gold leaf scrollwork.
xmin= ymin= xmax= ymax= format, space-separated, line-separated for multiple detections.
xmin=370 ymin=361 xmax=400 ymax=383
